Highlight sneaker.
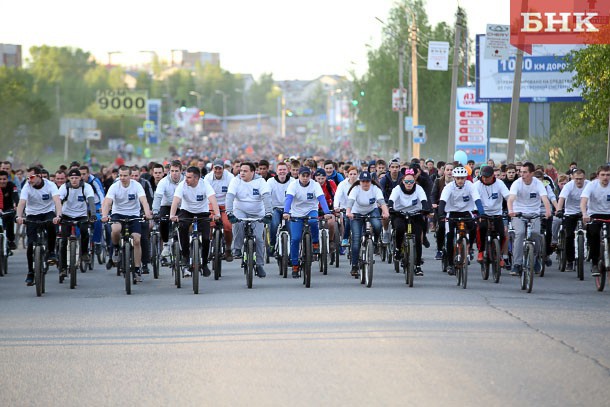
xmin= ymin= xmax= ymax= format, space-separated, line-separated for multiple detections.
xmin=312 ymin=243 xmax=320 ymax=254
xmin=81 ymin=253 xmax=90 ymax=264
xmin=292 ymin=265 xmax=300 ymax=278
xmin=477 ymin=251 xmax=484 ymax=263
xmin=161 ymin=244 xmax=171 ymax=257
xmin=112 ymin=247 xmax=119 ymax=264
xmin=544 ymin=256 xmax=552 ymax=267
xmin=534 ymin=258 xmax=542 ymax=274
xmin=95 ymin=243 xmax=102 ymax=256
xmin=224 ymin=251 xmax=234 ymax=262
xmin=592 ymin=264 xmax=600 ymax=277
xmin=341 ymin=239 xmax=349 ymax=247
xmin=256 ymin=265 xmax=266 ymax=278
xmin=394 ymin=248 xmax=401 ymax=261
xmin=510 ymin=264 xmax=523 ymax=276
xmin=133 ymin=269 xmax=142 ymax=283
xmin=435 ymin=251 xmax=443 ymax=260
xmin=59 ymin=269 xmax=67 ymax=278
xmin=446 ymin=266 xmax=455 ymax=276
xmin=47 ymin=253 xmax=57 ymax=265
xmin=233 ymin=249 xmax=242 ymax=259
xmin=565 ymin=261 xmax=574 ymax=271
xmin=382 ymin=231 xmax=390 ymax=244
xmin=182 ymin=266 xmax=191 ymax=277
xmin=504 ymin=257 xmax=512 ymax=270
xmin=106 ymin=258 xmax=113 ymax=270
xmin=350 ymin=266 xmax=359 ymax=277
xmin=423 ymin=235 xmax=430 ymax=248
xmin=25 ymin=273 xmax=34 ymax=285
xmin=415 ymin=266 xmax=423 ymax=276
xmin=202 ymin=264 xmax=211 ymax=277
xmin=8 ymin=241 xmax=17 ymax=250
xmin=141 ymin=264 xmax=150 ymax=275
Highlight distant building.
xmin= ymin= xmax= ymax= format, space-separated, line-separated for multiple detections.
xmin=173 ymin=50 xmax=220 ymax=70
xmin=0 ymin=44 xmax=22 ymax=68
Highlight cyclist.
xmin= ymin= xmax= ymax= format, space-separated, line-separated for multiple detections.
xmin=506 ymin=162 xmax=552 ymax=276
xmin=379 ymin=159 xmax=403 ymax=246
xmin=79 ymin=165 xmax=106 ymax=259
xmin=314 ymin=168 xmax=337 ymax=255
xmin=204 ymin=159 xmax=235 ymax=261
xmin=555 ymin=169 xmax=589 ymax=271
xmin=474 ymin=165 xmax=509 ymax=266
xmin=431 ymin=162 xmax=453 ymax=260
xmin=257 ymin=159 xmax=275 ymax=181
xmin=266 ymin=161 xmax=293 ymax=258
xmin=388 ymin=169 xmax=431 ymax=276
xmin=534 ymin=170 xmax=558 ymax=267
xmin=101 ymin=165 xmax=153 ymax=283
xmin=150 ymin=163 xmax=165 ymax=192
xmin=16 ymin=166 xmax=62 ymax=286
xmin=57 ymin=168 xmax=97 ymax=278
xmin=345 ymin=171 xmax=390 ymax=277
xmin=438 ymin=166 xmax=485 ymax=276
xmin=580 ymin=165 xmax=610 ymax=277
xmin=170 ymin=166 xmax=221 ymax=278
xmin=334 ymin=166 xmax=359 ymax=251
xmin=0 ymin=170 xmax=19 ymax=251
xmin=323 ymin=160 xmax=344 ymax=185
xmin=226 ymin=162 xmax=273 ymax=278
xmin=283 ymin=166 xmax=332 ymax=278
xmin=131 ymin=166 xmax=153 ymax=274
xmin=152 ymin=160 xmax=184 ymax=264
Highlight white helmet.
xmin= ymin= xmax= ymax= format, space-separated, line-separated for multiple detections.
xmin=452 ymin=166 xmax=468 ymax=178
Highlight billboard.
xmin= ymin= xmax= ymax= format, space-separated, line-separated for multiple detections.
xmin=455 ymin=87 xmax=489 ymax=164
xmin=475 ymin=35 xmax=584 ymax=103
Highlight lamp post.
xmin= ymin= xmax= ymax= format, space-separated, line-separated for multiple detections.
xmin=189 ymin=91 xmax=202 ymax=108
xmin=107 ymin=51 xmax=121 ymax=67
xmin=215 ymin=90 xmax=228 ymax=132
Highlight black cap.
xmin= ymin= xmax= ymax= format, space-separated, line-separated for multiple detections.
xmin=359 ymin=171 xmax=372 ymax=181
xmin=299 ymin=166 xmax=311 ymax=175
xmin=67 ymin=169 xmax=81 ymax=178
xmin=314 ymin=168 xmax=326 ymax=177
xmin=480 ymin=166 xmax=494 ymax=178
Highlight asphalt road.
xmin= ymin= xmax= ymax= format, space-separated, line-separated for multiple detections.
xmin=1 ymin=237 xmax=609 ymax=406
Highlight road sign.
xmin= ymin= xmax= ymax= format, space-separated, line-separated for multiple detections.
xmin=427 ymin=41 xmax=449 ymax=71
xmin=404 ymin=116 xmax=413 ymax=132
xmin=392 ymin=88 xmax=407 ymax=111
xmin=97 ymin=89 xmax=148 ymax=116
xmin=86 ymin=129 xmax=102 ymax=141
xmin=143 ymin=120 xmax=155 ymax=132
xmin=484 ymin=24 xmax=510 ymax=60
xmin=413 ymin=125 xmax=426 ymax=144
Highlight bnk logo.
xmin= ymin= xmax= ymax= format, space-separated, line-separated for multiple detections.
xmin=511 ymin=0 xmax=610 ymax=53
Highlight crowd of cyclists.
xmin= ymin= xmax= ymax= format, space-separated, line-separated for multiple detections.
xmin=1 ymin=152 xmax=609 ymax=294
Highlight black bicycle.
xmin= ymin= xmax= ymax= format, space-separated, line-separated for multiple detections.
xmin=0 ymin=210 xmax=15 ymax=277
xmin=109 ymin=217 xmax=145 ymax=295
xmin=57 ymin=218 xmax=89 ymax=289
xmin=446 ymin=216 xmax=475 ymax=289
xmin=177 ymin=216 xmax=212 ymax=295
xmin=170 ymin=222 xmax=182 ymax=288
xmin=290 ymin=215 xmax=318 ymax=288
xmin=352 ymin=214 xmax=380 ymax=288
xmin=24 ymin=219 xmax=52 ymax=297
xmin=589 ymin=218 xmax=610 ymax=292
xmin=274 ymin=217 xmax=290 ymax=278
xmin=149 ymin=216 xmax=166 ymax=279
xmin=210 ymin=216 xmax=225 ymax=281
xmin=237 ymin=217 xmax=264 ymax=289
xmin=479 ymin=215 xmax=503 ymax=283
xmin=394 ymin=210 xmax=422 ymax=288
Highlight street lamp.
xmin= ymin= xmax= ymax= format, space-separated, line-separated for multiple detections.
xmin=189 ymin=91 xmax=202 ymax=108
xmin=215 ymin=90 xmax=228 ymax=132
xmin=107 ymin=51 xmax=121 ymax=67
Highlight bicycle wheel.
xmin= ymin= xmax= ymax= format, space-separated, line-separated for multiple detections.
xmin=364 ymin=238 xmax=374 ymax=288
xmin=34 ymin=245 xmax=43 ymax=297
xmin=151 ymin=234 xmax=160 ymax=279
xmin=280 ymin=233 xmax=289 ymax=278
xmin=213 ymin=229 xmax=222 ymax=281
xmin=595 ymin=260 xmax=606 ymax=292
xmin=491 ymin=239 xmax=501 ymax=284
xmin=577 ymin=234 xmax=584 ymax=281
xmin=461 ymin=240 xmax=468 ymax=289
xmin=319 ymin=230 xmax=328 ymax=275
xmin=69 ymin=240 xmax=77 ymax=289
xmin=97 ymin=243 xmax=106 ymax=265
xmin=172 ymin=240 xmax=181 ymax=288
xmin=123 ymin=244 xmax=131 ymax=295
xmin=333 ymin=230 xmax=340 ymax=268
xmin=58 ymin=239 xmax=66 ymax=283
xmin=245 ymin=238 xmax=254 ymax=289
xmin=481 ymin=241 xmax=490 ymax=281
xmin=303 ymin=232 xmax=312 ymax=288
xmin=523 ymin=242 xmax=534 ymax=293
xmin=0 ymin=235 xmax=5 ymax=277
xmin=192 ymin=238 xmax=200 ymax=294
xmin=264 ymin=225 xmax=270 ymax=264
xmin=405 ymin=239 xmax=415 ymax=287
xmin=388 ymin=230 xmax=395 ymax=265
xmin=558 ymin=229 xmax=567 ymax=272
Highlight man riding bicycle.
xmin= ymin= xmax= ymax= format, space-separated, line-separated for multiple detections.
xmin=580 ymin=165 xmax=610 ymax=277
xmin=204 ymin=159 xmax=235 ymax=261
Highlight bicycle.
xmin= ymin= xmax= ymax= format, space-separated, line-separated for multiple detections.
xmin=506 ymin=215 xmax=516 ymax=270
xmin=0 ymin=210 xmax=15 ymax=277
xmin=331 ymin=212 xmax=341 ymax=268
xmin=289 ymin=215 xmax=318 ymax=288
xmin=109 ymin=217 xmax=145 ymax=295
xmin=352 ymin=214 xmax=380 ymax=288
xmin=57 ymin=218 xmax=88 ymax=289
xmin=513 ymin=213 xmax=543 ymax=293
xmin=210 ymin=216 xmax=225 ymax=281
xmin=318 ymin=216 xmax=330 ymax=275
xmin=176 ymin=216 xmax=212 ymax=295
xmin=447 ymin=216 xmax=474 ymax=289
xmin=588 ymin=218 xmax=610 ymax=292
xmin=394 ymin=210 xmax=421 ymax=288
xmin=24 ymin=219 xmax=51 ymax=297
xmin=170 ymin=222 xmax=182 ymax=288
xmin=237 ymin=217 xmax=265 ymax=289
xmin=149 ymin=216 xmax=165 ymax=279
xmin=479 ymin=214 xmax=503 ymax=284
xmin=274 ymin=217 xmax=290 ymax=278
xmin=556 ymin=213 xmax=586 ymax=280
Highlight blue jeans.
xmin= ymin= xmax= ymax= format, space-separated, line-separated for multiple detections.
xmin=92 ymin=208 xmax=103 ymax=244
xmin=289 ymin=210 xmax=319 ymax=266
xmin=350 ymin=208 xmax=381 ymax=266
xmin=270 ymin=208 xmax=284 ymax=248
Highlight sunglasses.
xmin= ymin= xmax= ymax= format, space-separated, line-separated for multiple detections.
xmin=403 ymin=179 xmax=415 ymax=184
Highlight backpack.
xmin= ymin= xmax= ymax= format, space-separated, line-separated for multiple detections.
xmin=61 ymin=182 xmax=86 ymax=204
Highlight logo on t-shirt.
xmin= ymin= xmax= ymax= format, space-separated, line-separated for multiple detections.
xmin=42 ymin=194 xmax=50 ymax=200
xmin=530 ymin=192 xmax=537 ymax=199
xmin=196 ymin=195 xmax=204 ymax=202
xmin=607 ymin=194 xmax=610 ymax=202
xmin=491 ymin=193 xmax=498 ymax=200
xmin=369 ymin=198 xmax=376 ymax=204
xmin=221 ymin=186 xmax=228 ymax=193
xmin=412 ymin=199 xmax=418 ymax=206
xmin=463 ymin=195 xmax=470 ymax=202
xmin=77 ymin=196 xmax=85 ymax=202
xmin=128 ymin=194 xmax=136 ymax=201
xmin=253 ymin=188 xmax=260 ymax=196
xmin=307 ymin=193 xmax=314 ymax=200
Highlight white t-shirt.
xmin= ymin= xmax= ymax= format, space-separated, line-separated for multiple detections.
xmin=153 ymin=174 xmax=184 ymax=211
xmin=106 ymin=179 xmax=146 ymax=216
xmin=474 ymin=179 xmax=510 ymax=216
xmin=389 ymin=184 xmax=427 ymax=212
xmin=20 ymin=178 xmax=59 ymax=216
xmin=267 ymin=176 xmax=294 ymax=209
xmin=334 ymin=179 xmax=355 ymax=210
xmin=204 ymin=170 xmax=234 ymax=206
xmin=559 ymin=179 xmax=590 ymax=215
xmin=440 ymin=180 xmax=480 ymax=212
xmin=581 ymin=179 xmax=610 ymax=215
xmin=58 ymin=182 xmax=95 ymax=218
xmin=509 ymin=177 xmax=548 ymax=214
xmin=348 ymin=185 xmax=384 ymax=214
xmin=285 ymin=180 xmax=324 ymax=217
xmin=227 ymin=176 xmax=270 ymax=217
xmin=174 ymin=179 xmax=216 ymax=213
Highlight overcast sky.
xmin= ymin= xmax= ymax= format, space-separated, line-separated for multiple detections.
xmin=1 ymin=0 xmax=509 ymax=80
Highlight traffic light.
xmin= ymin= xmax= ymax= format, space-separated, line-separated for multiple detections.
xmin=351 ymin=99 xmax=359 ymax=107
xmin=360 ymin=90 xmax=365 ymax=97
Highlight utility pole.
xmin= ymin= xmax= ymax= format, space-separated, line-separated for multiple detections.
xmin=410 ymin=19 xmax=419 ymax=160
xmin=507 ymin=49 xmax=524 ymax=162
xmin=447 ymin=8 xmax=464 ymax=160
xmin=398 ymin=45 xmax=405 ymax=161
